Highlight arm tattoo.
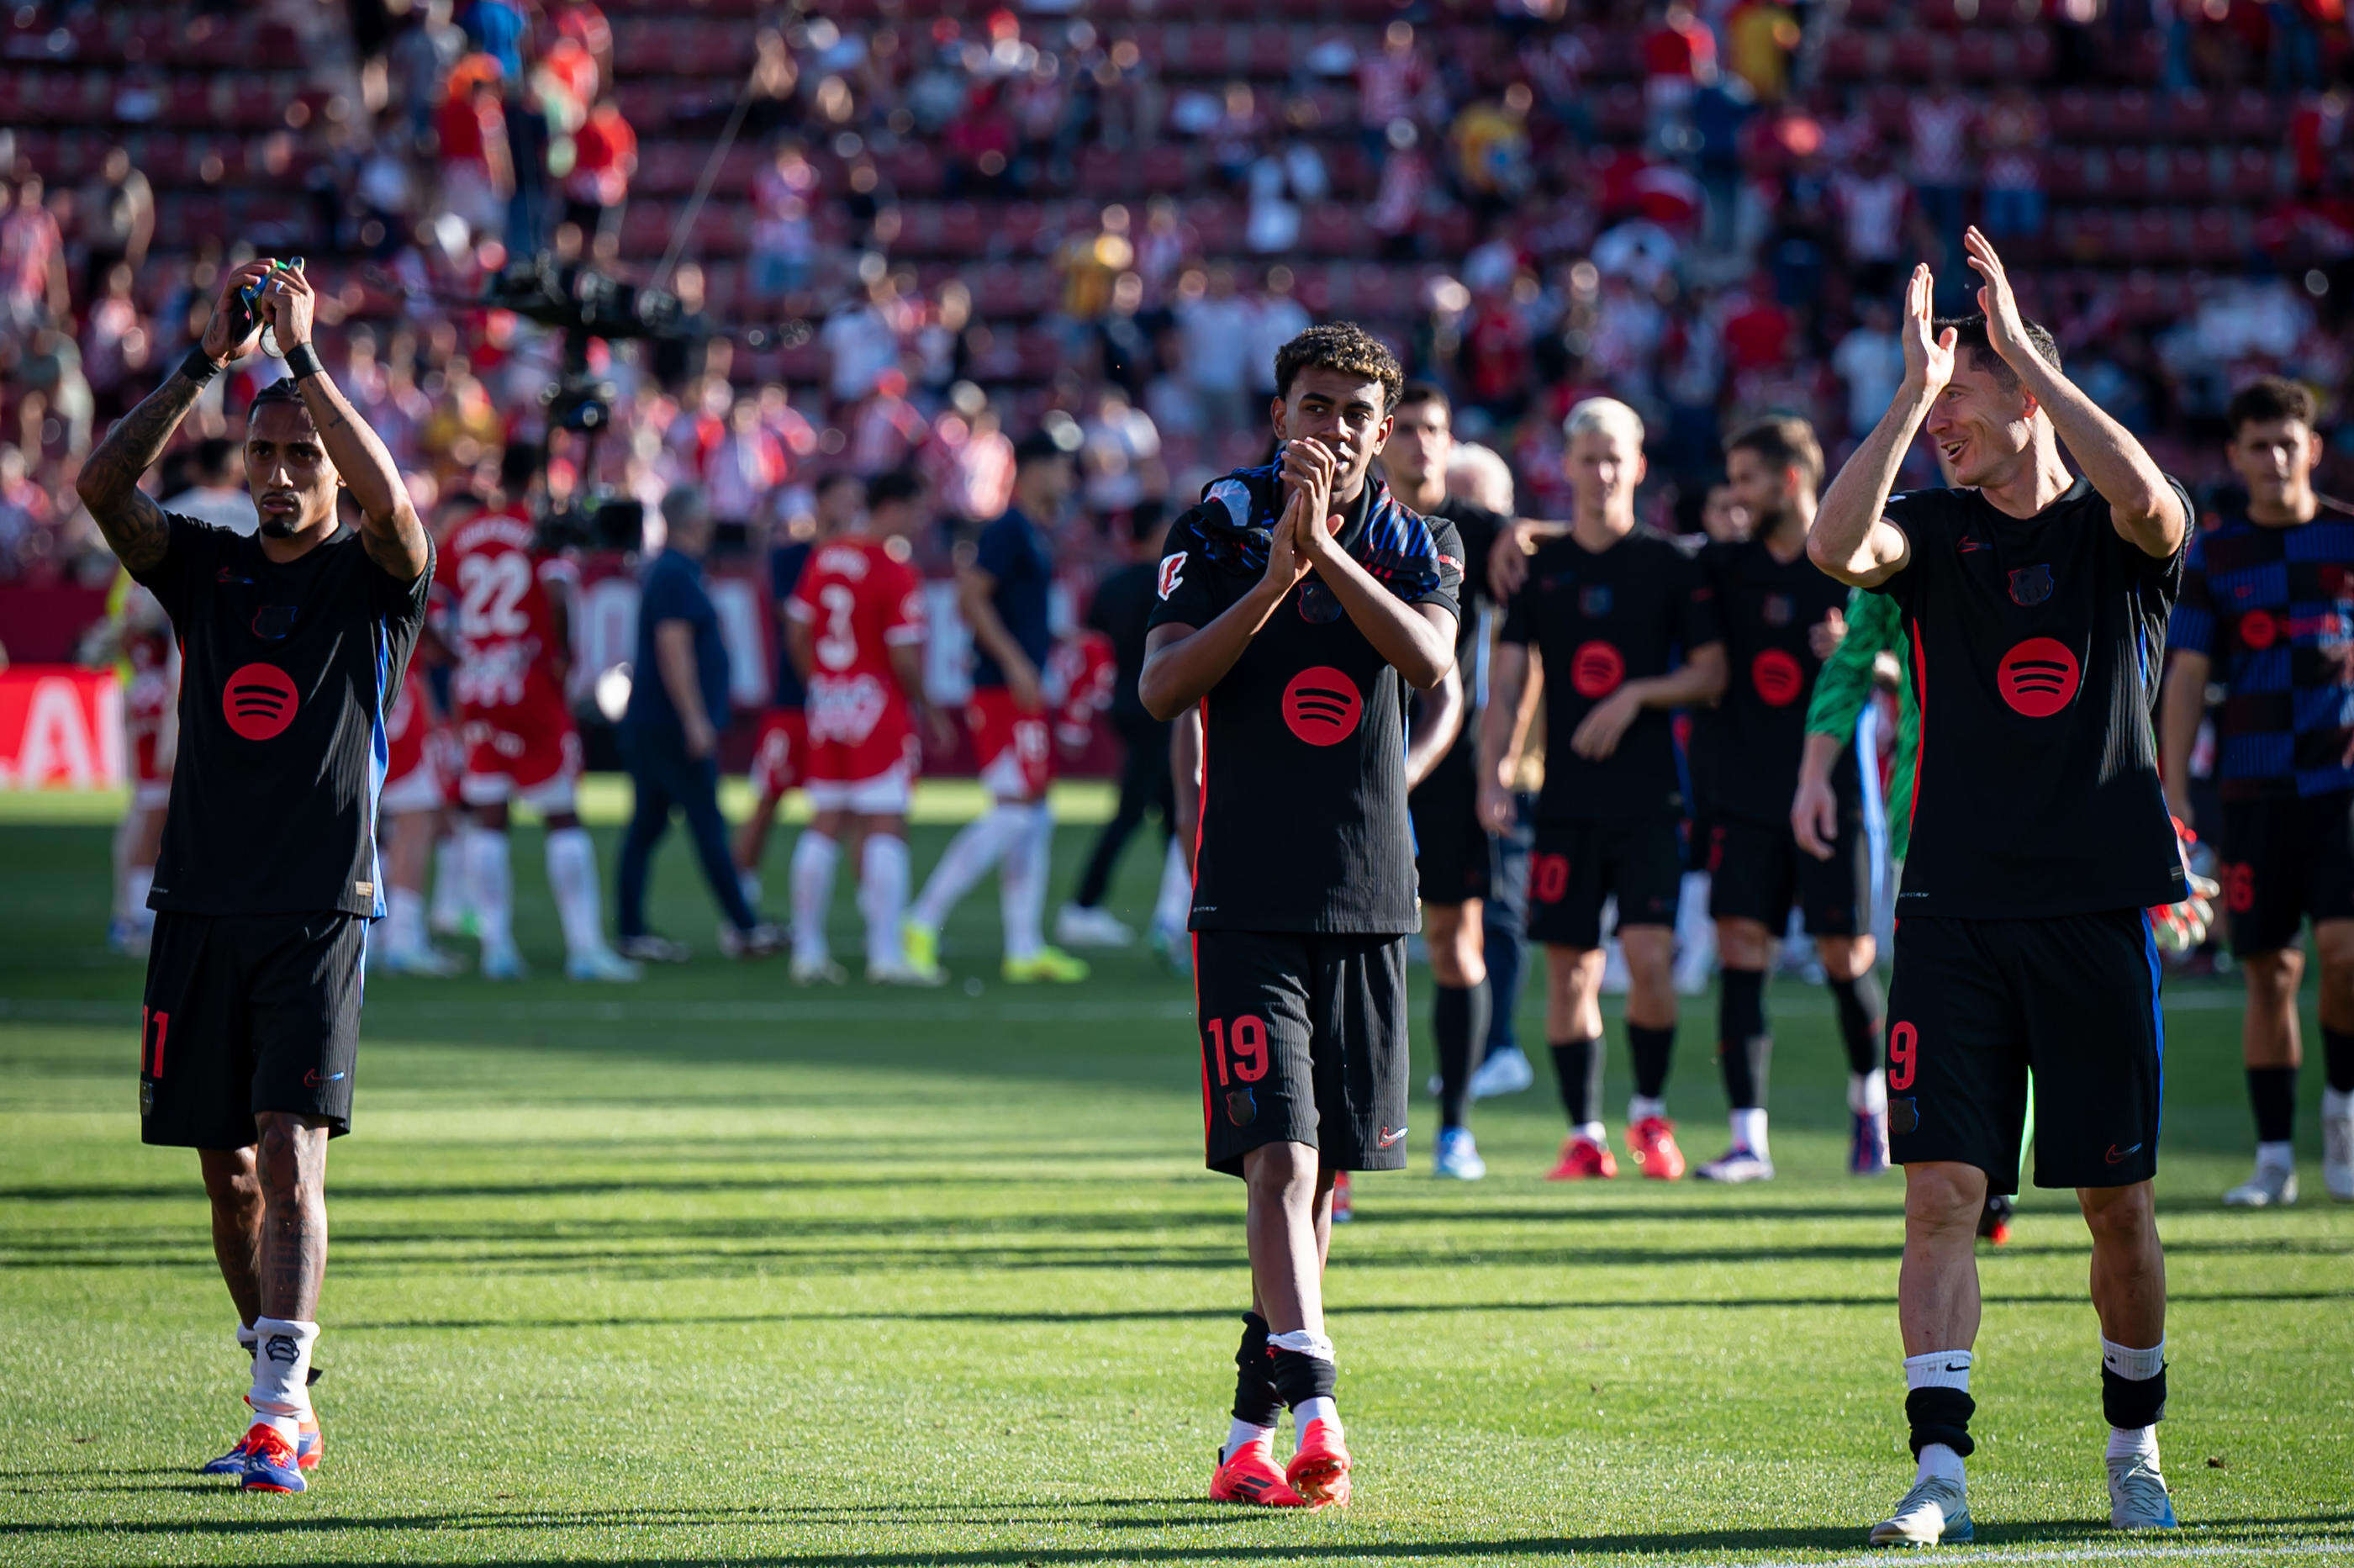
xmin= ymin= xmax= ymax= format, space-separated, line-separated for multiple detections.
xmin=74 ymin=370 xmax=207 ymax=573
xmin=297 ymin=370 xmax=430 ymax=583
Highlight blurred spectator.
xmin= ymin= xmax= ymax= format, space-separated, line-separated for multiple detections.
xmin=1 ymin=173 xmax=68 ymax=331
xmin=161 ymin=437 xmax=260 ymax=536
xmin=1358 ymin=23 xmax=1430 ymax=160
xmin=1641 ymin=0 xmax=1718 ymax=145
xmin=1831 ymin=143 xmax=1915 ymax=302
xmin=1243 ymin=268 xmax=1312 ymax=404
xmin=1079 ymin=387 xmax=1161 ymax=518
xmin=18 ymin=328 xmax=93 ymax=458
xmin=391 ymin=1 xmax=466 ymax=146
xmin=1979 ymin=87 xmax=2046 ymax=240
xmin=1723 ymin=0 xmax=1800 ymax=104
xmin=422 ymin=359 xmax=504 ymax=477
xmin=460 ymin=0 xmax=526 ymax=81
xmin=0 ymin=445 xmax=55 ymax=571
xmin=437 ymin=72 xmax=513 ymax=241
xmin=1832 ymin=298 xmax=1907 ymax=444
xmin=79 ymin=264 xmax=149 ymax=419
xmin=1174 ymin=267 xmax=1255 ymax=440
xmin=821 ymin=276 xmax=905 ymax=405
xmin=1055 ymin=206 xmax=1133 ymax=328
xmin=77 ymin=149 xmax=154 ymax=304
xmin=751 ymin=140 xmax=819 ymax=300
xmin=502 ymin=73 xmax=554 ymax=256
xmin=1907 ymin=68 xmax=1976 ymax=275
xmin=562 ymin=97 xmax=637 ymax=258
xmin=928 ymin=387 xmax=1016 ymax=527
xmin=707 ymin=398 xmax=789 ymax=528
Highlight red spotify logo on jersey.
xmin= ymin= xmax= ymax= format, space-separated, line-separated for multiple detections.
xmin=2238 ymin=610 xmax=2278 ymax=651
xmin=1570 ymin=640 xmax=1625 ymax=698
xmin=1752 ymin=648 xmax=1804 ymax=706
xmin=1996 ymin=637 xmax=2080 ymax=718
xmin=222 ymin=663 xmax=298 ymax=741
xmin=1281 ymin=666 xmax=1362 ymax=746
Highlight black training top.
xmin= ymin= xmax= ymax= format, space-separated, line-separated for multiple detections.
xmin=1085 ymin=557 xmax=1160 ymax=726
xmin=1148 ymin=486 xmax=1463 ymax=934
xmin=132 ymin=515 xmax=433 ymax=918
xmin=1501 ymin=525 xmax=1721 ymax=822
xmin=1880 ymin=475 xmax=2191 ymax=918
xmin=1703 ymin=532 xmax=1857 ymax=826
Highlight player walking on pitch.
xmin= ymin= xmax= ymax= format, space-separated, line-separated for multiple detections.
xmin=1697 ymin=415 xmax=1888 ymax=1181
xmin=2160 ymin=377 xmax=2354 ymax=1207
xmin=76 ymin=256 xmax=434 ymax=1492
xmin=1811 ymin=231 xmax=2190 ymax=1544
xmin=1140 ymin=324 xmax=1461 ymax=1508
xmin=1477 ymin=398 xmax=1727 ymax=1183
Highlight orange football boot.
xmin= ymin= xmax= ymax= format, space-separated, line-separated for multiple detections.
xmin=1627 ymin=1115 xmax=1686 ymax=1180
xmin=1545 ymin=1134 xmax=1619 ymax=1180
xmin=1209 ymin=1440 xmax=1311 ymax=1507
xmin=1285 ymin=1418 xmax=1353 ymax=1507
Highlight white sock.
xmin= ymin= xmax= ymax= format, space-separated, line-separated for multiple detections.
xmin=2324 ymin=1085 xmax=2354 ymax=1122
xmin=128 ymin=867 xmax=155 ymax=919
xmin=1294 ymin=1394 xmax=1339 ymax=1432
xmin=2107 ymin=1423 xmax=2159 ymax=1461
xmin=1732 ymin=1106 xmax=1769 ymax=1157
xmin=861 ymin=835 xmax=910 ymax=969
xmin=2255 ymin=1139 xmax=2295 ymax=1173
xmin=248 ymin=1317 xmax=319 ymax=1441
xmin=236 ymin=1322 xmax=257 ymax=1357
xmin=1223 ymin=1417 xmax=1275 ymax=1460
xmin=789 ymin=831 xmax=841 ymax=964
xmin=1850 ymin=1069 xmax=1888 ymax=1116
xmin=1916 ymin=1442 xmax=1966 ymax=1486
xmin=1154 ymin=835 xmax=1193 ymax=937
xmin=1905 ymin=1349 xmax=1972 ymax=1391
xmin=1267 ymin=1328 xmax=1334 ymax=1359
xmin=467 ymin=826 xmax=514 ymax=952
xmin=1628 ymin=1094 xmax=1666 ymax=1124
xmin=1675 ymin=870 xmax=1712 ymax=949
xmin=999 ymin=803 xmax=1053 ymax=961
xmin=431 ymin=837 xmax=468 ymax=927
xmin=544 ymin=827 xmax=608 ymax=958
xmin=740 ymin=871 xmax=763 ymax=908
xmin=911 ymin=804 xmax=1023 ymax=929
xmin=387 ymin=886 xmax=425 ymax=953
xmin=1574 ymin=1119 xmax=1606 ymax=1144
xmin=2102 ymin=1338 xmax=2165 ymax=1381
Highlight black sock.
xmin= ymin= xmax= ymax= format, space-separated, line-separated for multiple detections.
xmin=1551 ymin=1036 xmax=1604 ymax=1127
xmin=1231 ymin=1312 xmax=1280 ymax=1428
xmin=1905 ymin=1386 xmax=1977 ymax=1458
xmin=1718 ymin=967 xmax=1770 ymax=1111
xmin=2102 ymin=1364 xmax=2167 ymax=1430
xmin=2325 ymin=1029 xmax=2354 ymax=1095
xmin=1827 ymin=970 xmax=1884 ymax=1076
xmin=1269 ymin=1347 xmax=1337 ymax=1412
xmin=1628 ymin=1021 xmax=1675 ymax=1101
xmin=1434 ymin=980 xmax=1490 ymax=1131
xmin=2248 ymin=1065 xmax=2298 ymax=1144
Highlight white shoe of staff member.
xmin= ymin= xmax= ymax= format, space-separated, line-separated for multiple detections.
xmin=1055 ymin=903 xmax=1135 ymax=948
xmin=2323 ymin=1089 xmax=2354 ymax=1201
xmin=1466 ymin=1044 xmax=1535 ymax=1101
xmin=2221 ymin=1158 xmax=2297 ymax=1208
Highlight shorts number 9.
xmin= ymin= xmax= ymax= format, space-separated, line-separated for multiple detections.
xmin=1887 ymin=1021 xmax=1919 ymax=1092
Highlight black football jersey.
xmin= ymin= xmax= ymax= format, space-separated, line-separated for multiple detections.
xmin=1501 ymin=526 xmax=1722 ymax=821
xmin=1880 ymin=476 xmax=2191 ymax=917
xmin=132 ymin=515 xmax=433 ymax=917
xmin=1704 ymin=533 xmax=1857 ymax=826
xmin=1148 ymin=490 xmax=1463 ymax=934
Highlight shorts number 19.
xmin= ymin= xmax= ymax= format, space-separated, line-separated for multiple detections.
xmin=1206 ymin=1016 xmax=1269 ymax=1085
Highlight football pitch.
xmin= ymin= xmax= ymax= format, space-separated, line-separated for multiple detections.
xmin=1 ymin=785 xmax=2347 ymax=1567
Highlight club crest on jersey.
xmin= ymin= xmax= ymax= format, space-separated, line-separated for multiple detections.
xmin=1580 ymin=585 xmax=1613 ymax=618
xmin=1158 ymin=552 xmax=1186 ymax=600
xmin=1761 ymin=594 xmax=1793 ymax=627
xmin=2008 ymin=564 xmax=2054 ymax=606
xmin=1226 ymin=1089 xmax=1257 ymax=1127
xmin=222 ymin=663 xmax=299 ymax=742
xmin=1297 ymin=582 xmax=1344 ymax=623
xmin=251 ymin=604 xmax=299 ymax=640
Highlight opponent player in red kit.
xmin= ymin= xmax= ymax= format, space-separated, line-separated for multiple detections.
xmin=371 ymin=665 xmax=462 ymax=975
xmin=433 ymin=442 xmax=638 ymax=982
xmin=782 ymin=469 xmax=947 ymax=984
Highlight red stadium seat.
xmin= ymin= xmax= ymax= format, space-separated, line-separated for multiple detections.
xmin=2189 ymin=208 xmax=2243 ymax=265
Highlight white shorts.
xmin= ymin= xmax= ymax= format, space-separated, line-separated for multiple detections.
xmin=459 ymin=768 xmax=578 ymax=813
xmin=805 ymin=763 xmax=913 ymax=816
xmin=381 ymin=766 xmax=443 ymax=816
xmin=132 ymin=780 xmax=172 ymax=811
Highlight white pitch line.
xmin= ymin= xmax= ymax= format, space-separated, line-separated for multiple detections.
xmin=0 ymin=995 xmax=1198 ymax=1026
xmin=1695 ymin=1541 xmax=2350 ymax=1568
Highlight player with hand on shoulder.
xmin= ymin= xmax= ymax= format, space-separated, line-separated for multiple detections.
xmin=783 ymin=468 xmax=951 ymax=985
xmin=1813 ymin=232 xmax=2191 ymax=1544
xmin=2160 ymin=376 xmax=2354 ymax=1207
xmin=1142 ymin=323 xmax=1461 ymax=1511
xmin=1477 ymin=398 xmax=1727 ymax=1184
xmin=433 ymin=441 xmax=636 ymax=984
xmin=75 ymin=256 xmax=435 ymax=1494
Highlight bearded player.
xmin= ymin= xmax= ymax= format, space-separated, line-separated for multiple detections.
xmin=77 ymin=256 xmax=433 ymax=1492
xmin=2160 ymin=376 xmax=2354 ymax=1207
xmin=1813 ymin=233 xmax=2189 ymax=1544
xmin=784 ymin=469 xmax=948 ymax=985
xmin=1142 ymin=324 xmax=1460 ymax=1509
xmin=433 ymin=441 xmax=637 ymax=983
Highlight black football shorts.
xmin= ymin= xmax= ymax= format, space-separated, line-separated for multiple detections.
xmin=1194 ymin=929 xmax=1409 ymax=1177
xmin=1883 ymin=910 xmax=2162 ymax=1194
xmin=2215 ymin=791 xmax=2354 ymax=958
xmin=1409 ymin=744 xmax=1490 ymax=906
xmin=1708 ymin=808 xmax=1867 ymax=937
xmin=1525 ymin=815 xmax=1683 ymax=949
xmin=139 ymin=911 xmax=366 ymax=1149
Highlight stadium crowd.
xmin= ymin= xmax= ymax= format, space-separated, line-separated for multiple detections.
xmin=2 ymin=0 xmax=2351 ymax=592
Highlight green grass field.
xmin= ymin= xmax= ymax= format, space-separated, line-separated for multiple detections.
xmin=1 ymin=783 xmax=2347 ymax=1567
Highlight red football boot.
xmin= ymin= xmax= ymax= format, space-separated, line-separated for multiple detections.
xmin=1285 ymin=1418 xmax=1353 ymax=1507
xmin=1545 ymin=1133 xmax=1619 ymax=1180
xmin=1627 ymin=1115 xmax=1687 ymax=1180
xmin=1209 ymin=1440 xmax=1311 ymax=1507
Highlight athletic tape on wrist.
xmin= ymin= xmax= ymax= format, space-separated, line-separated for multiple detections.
xmin=177 ymin=346 xmax=225 ymax=385
xmin=283 ymin=341 xmax=324 ymax=380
